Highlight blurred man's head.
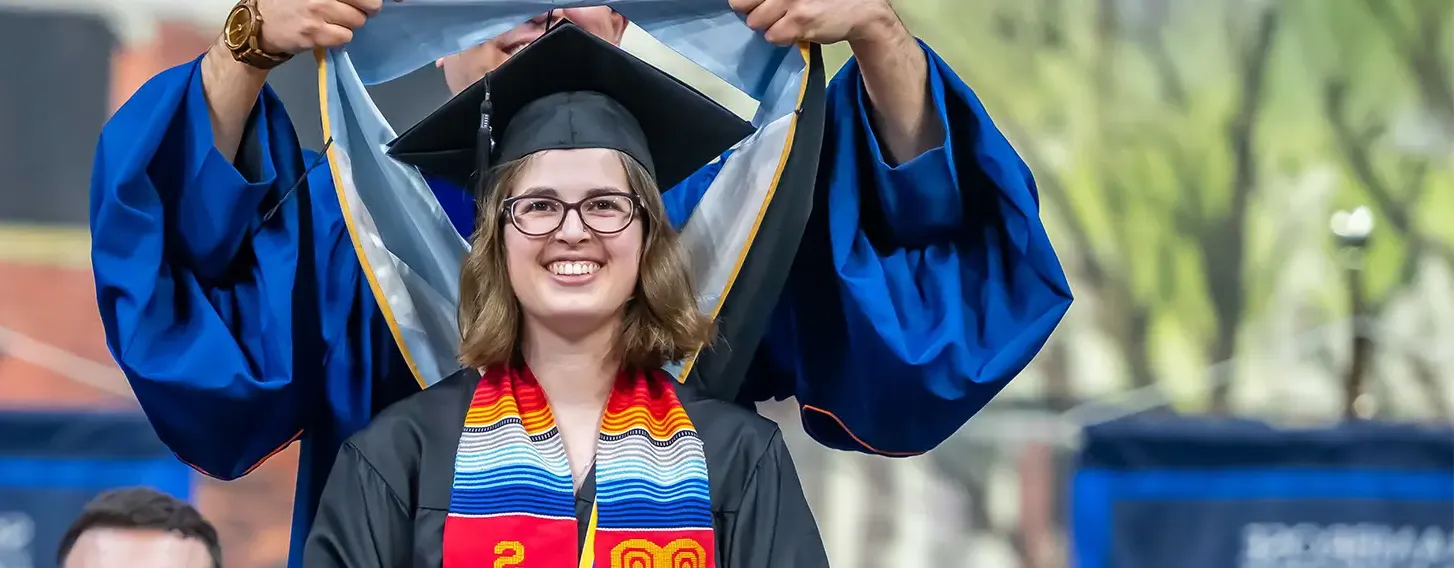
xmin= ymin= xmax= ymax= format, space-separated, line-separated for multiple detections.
xmin=57 ymin=488 xmax=220 ymax=568
xmin=437 ymin=7 xmax=628 ymax=94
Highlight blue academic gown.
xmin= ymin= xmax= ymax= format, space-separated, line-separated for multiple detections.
xmin=90 ymin=42 xmax=1069 ymax=562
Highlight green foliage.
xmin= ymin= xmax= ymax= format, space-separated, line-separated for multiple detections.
xmin=891 ymin=0 xmax=1454 ymax=399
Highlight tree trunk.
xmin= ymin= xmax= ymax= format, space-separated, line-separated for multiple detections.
xmin=1205 ymin=6 xmax=1280 ymax=412
xmin=1039 ymin=339 xmax=1076 ymax=411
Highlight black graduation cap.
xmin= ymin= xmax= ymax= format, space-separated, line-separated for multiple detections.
xmin=387 ymin=21 xmax=756 ymax=195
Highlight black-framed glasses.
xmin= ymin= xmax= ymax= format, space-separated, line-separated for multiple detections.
xmin=501 ymin=193 xmax=641 ymax=236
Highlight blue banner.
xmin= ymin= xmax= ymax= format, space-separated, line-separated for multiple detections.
xmin=1072 ymin=416 xmax=1454 ymax=568
xmin=0 ymin=411 xmax=192 ymax=568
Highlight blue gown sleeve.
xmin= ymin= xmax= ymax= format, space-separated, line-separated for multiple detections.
xmin=89 ymin=56 xmax=330 ymax=480
xmin=753 ymin=41 xmax=1073 ymax=455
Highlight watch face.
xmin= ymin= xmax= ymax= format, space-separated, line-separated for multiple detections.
xmin=224 ymin=6 xmax=253 ymax=49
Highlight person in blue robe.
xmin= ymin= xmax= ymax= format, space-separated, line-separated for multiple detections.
xmin=89 ymin=0 xmax=1071 ymax=562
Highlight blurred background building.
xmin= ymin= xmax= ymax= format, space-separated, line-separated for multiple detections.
xmin=0 ymin=0 xmax=1451 ymax=567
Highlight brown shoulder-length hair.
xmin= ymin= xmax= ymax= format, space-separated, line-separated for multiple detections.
xmin=457 ymin=150 xmax=714 ymax=371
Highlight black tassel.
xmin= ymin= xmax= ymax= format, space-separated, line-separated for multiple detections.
xmin=474 ymin=80 xmax=494 ymax=200
xmin=255 ymin=137 xmax=333 ymax=236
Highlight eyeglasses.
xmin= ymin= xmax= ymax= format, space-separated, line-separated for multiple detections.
xmin=501 ymin=193 xmax=641 ymax=236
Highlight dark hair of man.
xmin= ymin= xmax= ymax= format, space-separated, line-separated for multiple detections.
xmin=56 ymin=487 xmax=222 ymax=568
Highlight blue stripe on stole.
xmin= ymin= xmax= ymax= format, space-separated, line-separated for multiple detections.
xmin=596 ymin=475 xmax=713 ymax=529
xmin=593 ymin=459 xmax=709 ymax=480
xmin=452 ymin=464 xmax=572 ymax=487
xmin=449 ymin=484 xmax=576 ymax=517
xmin=595 ymin=478 xmax=711 ymax=503
xmin=449 ymin=460 xmax=574 ymax=517
xmin=594 ymin=467 xmax=710 ymax=492
xmin=596 ymin=497 xmax=715 ymax=528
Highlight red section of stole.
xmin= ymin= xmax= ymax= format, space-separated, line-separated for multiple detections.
xmin=443 ymin=515 xmax=578 ymax=567
xmin=594 ymin=528 xmax=716 ymax=568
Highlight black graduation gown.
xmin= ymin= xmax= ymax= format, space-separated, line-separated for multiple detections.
xmin=302 ymin=368 xmax=829 ymax=567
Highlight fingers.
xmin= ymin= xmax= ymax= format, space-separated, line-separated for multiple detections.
xmin=338 ymin=0 xmax=384 ymax=17
xmin=312 ymin=0 xmax=369 ymax=30
xmin=739 ymin=0 xmax=810 ymax=46
xmin=305 ymin=22 xmax=355 ymax=48
xmin=762 ymin=17 xmax=801 ymax=46
xmin=300 ymin=0 xmax=367 ymax=48
xmin=727 ymin=0 xmax=766 ymax=16
xmin=742 ymin=0 xmax=789 ymax=33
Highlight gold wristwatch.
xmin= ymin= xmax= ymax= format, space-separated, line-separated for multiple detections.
xmin=222 ymin=0 xmax=293 ymax=70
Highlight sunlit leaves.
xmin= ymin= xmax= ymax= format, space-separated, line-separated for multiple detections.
xmin=889 ymin=0 xmax=1451 ymax=400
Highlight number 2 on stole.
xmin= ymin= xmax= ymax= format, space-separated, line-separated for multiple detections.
xmin=493 ymin=541 xmax=524 ymax=567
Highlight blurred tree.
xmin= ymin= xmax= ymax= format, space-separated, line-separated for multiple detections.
xmin=1297 ymin=0 xmax=1454 ymax=416
xmin=897 ymin=0 xmax=1285 ymax=411
xmin=1192 ymin=2 xmax=1282 ymax=412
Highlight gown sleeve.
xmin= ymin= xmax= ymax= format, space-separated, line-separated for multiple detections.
xmin=89 ymin=55 xmax=340 ymax=479
xmin=722 ymin=430 xmax=830 ymax=568
xmin=303 ymin=442 xmax=413 ymax=568
xmin=744 ymin=41 xmax=1073 ymax=455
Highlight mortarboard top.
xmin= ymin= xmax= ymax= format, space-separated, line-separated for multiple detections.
xmin=387 ymin=21 xmax=756 ymax=195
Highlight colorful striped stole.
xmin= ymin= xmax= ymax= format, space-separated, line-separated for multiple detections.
xmin=443 ymin=364 xmax=714 ymax=568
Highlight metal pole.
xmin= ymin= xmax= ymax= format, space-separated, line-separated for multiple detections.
xmin=1330 ymin=206 xmax=1375 ymax=419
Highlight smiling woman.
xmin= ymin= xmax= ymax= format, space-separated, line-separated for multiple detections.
xmin=459 ymin=147 xmax=712 ymax=373
xmin=302 ymin=22 xmax=828 ymax=568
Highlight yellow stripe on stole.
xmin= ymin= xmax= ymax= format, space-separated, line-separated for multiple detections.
xmin=579 ymin=503 xmax=600 ymax=568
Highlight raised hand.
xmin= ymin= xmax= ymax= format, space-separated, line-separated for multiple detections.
xmin=255 ymin=0 xmax=384 ymax=54
xmin=729 ymin=0 xmax=899 ymax=46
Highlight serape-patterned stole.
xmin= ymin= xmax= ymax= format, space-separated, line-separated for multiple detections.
xmin=442 ymin=364 xmax=715 ymax=568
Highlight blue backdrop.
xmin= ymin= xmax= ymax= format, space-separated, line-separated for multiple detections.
xmin=1072 ymin=415 xmax=1454 ymax=568
xmin=0 ymin=411 xmax=192 ymax=568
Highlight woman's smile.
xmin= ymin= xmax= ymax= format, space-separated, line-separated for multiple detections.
xmin=545 ymin=258 xmax=604 ymax=286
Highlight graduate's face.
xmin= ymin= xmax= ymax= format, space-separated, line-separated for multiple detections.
xmin=437 ymin=8 xmax=629 ymax=95
xmin=503 ymin=148 xmax=644 ymax=334
xmin=62 ymin=528 xmax=213 ymax=568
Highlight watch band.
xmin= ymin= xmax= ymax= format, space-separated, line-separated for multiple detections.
xmin=236 ymin=46 xmax=292 ymax=70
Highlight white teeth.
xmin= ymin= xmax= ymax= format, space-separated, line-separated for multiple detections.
xmin=548 ymin=261 xmax=599 ymax=276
